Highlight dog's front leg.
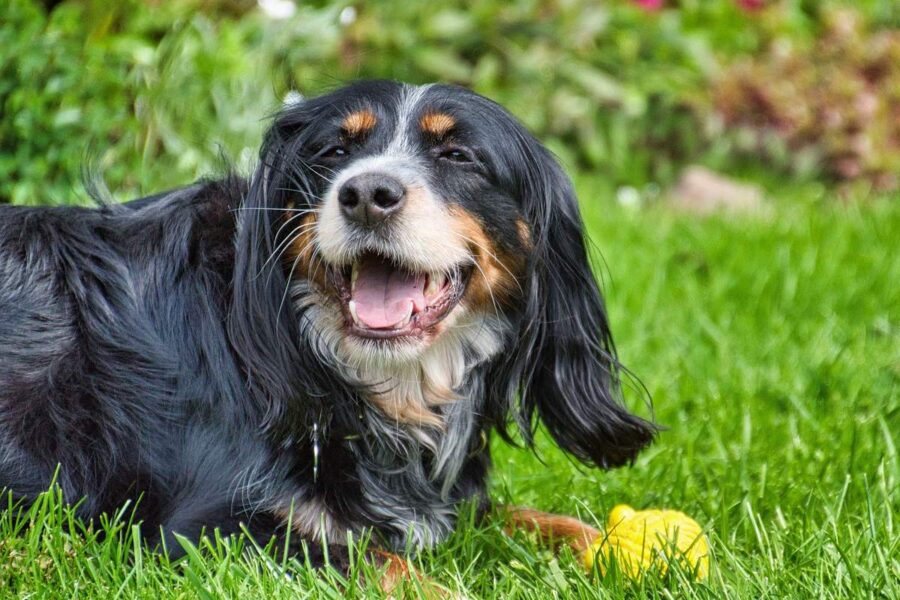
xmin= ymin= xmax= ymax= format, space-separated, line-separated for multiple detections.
xmin=371 ymin=549 xmax=457 ymax=599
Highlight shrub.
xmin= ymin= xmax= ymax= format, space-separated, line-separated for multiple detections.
xmin=0 ymin=0 xmax=290 ymax=203
xmin=1 ymin=0 xmax=897 ymax=204
xmin=714 ymin=8 xmax=900 ymax=191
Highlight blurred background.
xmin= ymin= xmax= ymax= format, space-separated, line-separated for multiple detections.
xmin=2 ymin=0 xmax=898 ymax=206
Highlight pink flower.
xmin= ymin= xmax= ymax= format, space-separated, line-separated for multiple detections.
xmin=736 ymin=0 xmax=766 ymax=11
xmin=634 ymin=0 xmax=664 ymax=11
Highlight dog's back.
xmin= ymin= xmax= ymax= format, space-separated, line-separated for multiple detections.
xmin=0 ymin=183 xmax=265 ymax=542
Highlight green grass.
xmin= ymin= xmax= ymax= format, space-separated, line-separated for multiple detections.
xmin=2 ymin=182 xmax=898 ymax=598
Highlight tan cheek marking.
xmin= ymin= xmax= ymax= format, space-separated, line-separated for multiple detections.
xmin=366 ymin=390 xmax=448 ymax=429
xmin=284 ymin=213 xmax=328 ymax=290
xmin=449 ymin=208 xmax=525 ymax=310
xmin=516 ymin=218 xmax=532 ymax=249
xmin=420 ymin=112 xmax=456 ymax=137
xmin=341 ymin=109 xmax=377 ymax=136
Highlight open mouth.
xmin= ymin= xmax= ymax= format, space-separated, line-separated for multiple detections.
xmin=329 ymin=252 xmax=472 ymax=340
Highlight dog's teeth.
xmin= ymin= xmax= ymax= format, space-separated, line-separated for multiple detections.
xmin=348 ymin=300 xmax=362 ymax=326
xmin=350 ymin=262 xmax=359 ymax=291
xmin=425 ymin=275 xmax=441 ymax=299
xmin=396 ymin=302 xmax=414 ymax=328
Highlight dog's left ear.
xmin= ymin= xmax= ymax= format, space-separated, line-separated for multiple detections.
xmin=229 ymin=99 xmax=354 ymax=431
xmin=488 ymin=135 xmax=656 ymax=469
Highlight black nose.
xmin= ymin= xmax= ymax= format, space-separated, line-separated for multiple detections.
xmin=338 ymin=173 xmax=406 ymax=227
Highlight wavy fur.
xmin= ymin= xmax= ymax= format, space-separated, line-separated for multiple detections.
xmin=0 ymin=81 xmax=654 ymax=568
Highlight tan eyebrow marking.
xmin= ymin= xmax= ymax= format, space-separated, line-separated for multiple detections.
xmin=419 ymin=112 xmax=456 ymax=136
xmin=341 ymin=109 xmax=377 ymax=136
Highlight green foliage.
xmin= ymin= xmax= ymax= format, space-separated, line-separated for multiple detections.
xmin=2 ymin=0 xmax=899 ymax=204
xmin=1 ymin=0 xmax=283 ymax=204
xmin=715 ymin=8 xmax=900 ymax=191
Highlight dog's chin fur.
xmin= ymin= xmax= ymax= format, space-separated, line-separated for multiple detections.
xmin=288 ymin=279 xmax=508 ymax=549
xmin=292 ymin=279 xmax=506 ymax=453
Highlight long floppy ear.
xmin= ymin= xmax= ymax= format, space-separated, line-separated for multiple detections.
xmin=228 ymin=100 xmax=358 ymax=434
xmin=489 ymin=134 xmax=656 ymax=469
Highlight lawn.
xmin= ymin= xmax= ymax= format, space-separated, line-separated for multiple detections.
xmin=1 ymin=178 xmax=897 ymax=599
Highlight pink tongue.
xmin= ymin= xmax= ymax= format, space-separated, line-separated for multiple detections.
xmin=352 ymin=255 xmax=427 ymax=329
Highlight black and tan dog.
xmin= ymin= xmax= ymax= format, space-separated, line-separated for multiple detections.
xmin=0 ymin=80 xmax=654 ymax=591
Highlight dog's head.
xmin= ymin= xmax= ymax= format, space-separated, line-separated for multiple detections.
xmin=236 ymin=80 xmax=654 ymax=468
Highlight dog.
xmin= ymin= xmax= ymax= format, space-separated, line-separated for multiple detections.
xmin=0 ymin=80 xmax=654 ymax=590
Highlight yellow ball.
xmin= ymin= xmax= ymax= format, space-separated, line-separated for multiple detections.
xmin=583 ymin=505 xmax=709 ymax=580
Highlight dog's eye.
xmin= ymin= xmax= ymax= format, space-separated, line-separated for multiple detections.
xmin=437 ymin=146 xmax=474 ymax=164
xmin=319 ymin=145 xmax=348 ymax=159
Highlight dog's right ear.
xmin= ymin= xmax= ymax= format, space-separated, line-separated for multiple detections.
xmin=486 ymin=125 xmax=656 ymax=469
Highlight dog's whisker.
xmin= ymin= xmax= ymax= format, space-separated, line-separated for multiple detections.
xmin=256 ymin=232 xmax=311 ymax=289
xmin=270 ymin=211 xmax=313 ymax=245
xmin=259 ymin=236 xmax=313 ymax=293
xmin=308 ymin=249 xmax=326 ymax=288
xmin=272 ymin=186 xmax=326 ymax=202
xmin=467 ymin=255 xmax=503 ymax=323
xmin=255 ymin=223 xmax=319 ymax=280
xmin=233 ymin=206 xmax=321 ymax=214
xmin=276 ymin=252 xmax=305 ymax=323
xmin=454 ymin=232 xmax=524 ymax=294
xmin=270 ymin=216 xmax=318 ymax=256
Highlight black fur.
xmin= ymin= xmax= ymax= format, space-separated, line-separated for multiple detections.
xmin=0 ymin=80 xmax=654 ymax=566
xmin=482 ymin=125 xmax=655 ymax=468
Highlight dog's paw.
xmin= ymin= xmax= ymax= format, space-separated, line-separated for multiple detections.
xmin=374 ymin=550 xmax=469 ymax=599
